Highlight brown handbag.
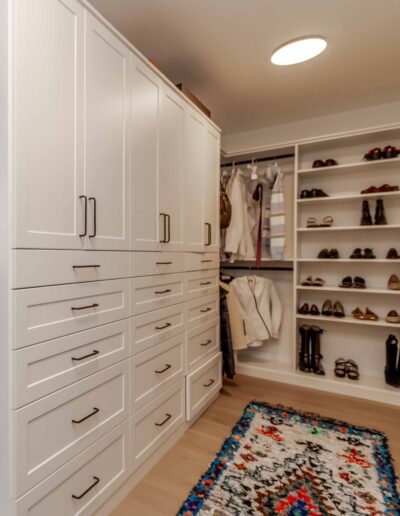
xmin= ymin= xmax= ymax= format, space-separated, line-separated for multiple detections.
xmin=220 ymin=180 xmax=232 ymax=229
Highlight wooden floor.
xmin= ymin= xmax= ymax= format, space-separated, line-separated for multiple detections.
xmin=111 ymin=374 xmax=400 ymax=516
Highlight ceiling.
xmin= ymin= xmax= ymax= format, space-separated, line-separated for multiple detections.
xmin=89 ymin=0 xmax=400 ymax=135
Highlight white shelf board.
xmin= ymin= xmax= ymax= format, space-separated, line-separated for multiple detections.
xmin=297 ymin=285 xmax=400 ymax=295
xmin=298 ymin=224 xmax=400 ymax=232
xmin=297 ymin=190 xmax=400 ymax=205
xmin=297 ymin=157 xmax=400 ymax=176
xmin=297 ymin=259 xmax=396 ymax=263
xmin=297 ymin=314 xmax=400 ymax=329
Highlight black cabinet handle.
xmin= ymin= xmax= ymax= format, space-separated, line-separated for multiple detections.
xmin=155 ymin=322 xmax=171 ymax=330
xmin=205 ymin=223 xmax=212 ymax=246
xmin=72 ymin=407 xmax=99 ymax=424
xmin=203 ymin=379 xmax=215 ymax=388
xmin=200 ymin=281 xmax=212 ymax=286
xmin=71 ymin=350 xmax=100 ymax=361
xmin=200 ymin=340 xmax=212 ymax=347
xmin=155 ymin=363 xmax=172 ymax=374
xmin=201 ymin=259 xmax=212 ymax=263
xmin=155 ymin=289 xmax=172 ymax=294
xmin=200 ymin=307 xmax=211 ymax=313
xmin=166 ymin=214 xmax=171 ymax=243
xmin=156 ymin=261 xmax=172 ymax=265
xmin=79 ymin=195 xmax=87 ymax=237
xmin=155 ymin=413 xmax=171 ymax=427
xmin=71 ymin=303 xmax=99 ymax=311
xmin=72 ymin=476 xmax=100 ymax=500
xmin=72 ymin=265 xmax=101 ymax=269
xmin=160 ymin=213 xmax=167 ymax=243
xmin=88 ymin=197 xmax=97 ymax=238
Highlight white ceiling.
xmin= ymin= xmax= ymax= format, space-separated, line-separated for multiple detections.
xmin=89 ymin=0 xmax=400 ymax=135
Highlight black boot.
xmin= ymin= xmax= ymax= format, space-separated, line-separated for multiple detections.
xmin=385 ymin=334 xmax=399 ymax=387
xmin=360 ymin=200 xmax=373 ymax=226
xmin=299 ymin=325 xmax=311 ymax=373
xmin=374 ymin=199 xmax=387 ymax=225
xmin=310 ymin=326 xmax=325 ymax=375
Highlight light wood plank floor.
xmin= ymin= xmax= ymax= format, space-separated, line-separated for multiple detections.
xmin=112 ymin=374 xmax=400 ymax=516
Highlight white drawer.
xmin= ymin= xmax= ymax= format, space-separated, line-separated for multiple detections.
xmin=186 ymin=294 xmax=219 ymax=329
xmin=15 ymin=421 xmax=129 ymax=516
xmin=186 ymin=319 xmax=219 ymax=373
xmin=186 ymin=353 xmax=222 ymax=421
xmin=130 ymin=273 xmax=185 ymax=316
xmin=14 ymin=361 xmax=129 ymax=496
xmin=130 ymin=334 xmax=184 ymax=412
xmin=186 ymin=270 xmax=218 ymax=300
xmin=13 ymin=279 xmax=129 ymax=348
xmin=14 ymin=320 xmax=130 ymax=408
xmin=130 ymin=380 xmax=185 ymax=470
xmin=185 ymin=252 xmax=219 ymax=271
xmin=12 ymin=250 xmax=130 ymax=289
xmin=131 ymin=303 xmax=185 ymax=355
xmin=130 ymin=252 xmax=186 ymax=277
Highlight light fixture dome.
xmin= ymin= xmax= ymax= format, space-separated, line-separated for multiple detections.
xmin=271 ymin=36 xmax=327 ymax=66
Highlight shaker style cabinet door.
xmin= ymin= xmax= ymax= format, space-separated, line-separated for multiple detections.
xmin=84 ymin=13 xmax=130 ymax=250
xmin=130 ymin=55 xmax=162 ymax=251
xmin=13 ymin=0 xmax=85 ymax=249
xmin=203 ymin=124 xmax=220 ymax=252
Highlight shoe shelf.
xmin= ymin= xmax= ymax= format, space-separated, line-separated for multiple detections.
xmin=297 ymin=156 xmax=400 ymax=176
xmin=296 ymin=314 xmax=400 ymax=329
xmin=297 ymin=285 xmax=400 ymax=295
xmin=297 ymin=258 xmax=397 ymax=263
xmin=297 ymin=190 xmax=400 ymax=205
xmin=298 ymin=224 xmax=400 ymax=232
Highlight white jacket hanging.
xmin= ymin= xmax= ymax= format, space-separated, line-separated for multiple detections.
xmin=231 ymin=275 xmax=283 ymax=347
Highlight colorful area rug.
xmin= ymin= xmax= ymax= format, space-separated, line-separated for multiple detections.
xmin=178 ymin=402 xmax=400 ymax=515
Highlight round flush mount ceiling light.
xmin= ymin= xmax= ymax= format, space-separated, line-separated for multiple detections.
xmin=271 ymin=36 xmax=327 ymax=66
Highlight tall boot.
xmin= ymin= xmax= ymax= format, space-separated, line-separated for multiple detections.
xmin=360 ymin=200 xmax=373 ymax=226
xmin=299 ymin=325 xmax=311 ymax=373
xmin=310 ymin=326 xmax=325 ymax=375
xmin=374 ymin=199 xmax=387 ymax=225
xmin=385 ymin=334 xmax=399 ymax=387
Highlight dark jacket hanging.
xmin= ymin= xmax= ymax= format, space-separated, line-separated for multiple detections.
xmin=220 ymin=287 xmax=235 ymax=379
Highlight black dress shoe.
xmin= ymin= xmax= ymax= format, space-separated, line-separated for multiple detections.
xmin=312 ymin=160 xmax=325 ymax=168
xmin=310 ymin=188 xmax=329 ymax=198
xmin=318 ymin=248 xmax=330 ymax=259
xmin=387 ymin=248 xmax=399 ymax=259
xmin=329 ymin=249 xmax=339 ymax=259
xmin=340 ymin=276 xmax=353 ymax=288
xmin=363 ymin=248 xmax=376 ymax=259
xmin=325 ymin=159 xmax=338 ymax=167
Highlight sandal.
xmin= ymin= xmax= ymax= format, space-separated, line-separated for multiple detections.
xmin=352 ymin=307 xmax=366 ymax=320
xmin=346 ymin=359 xmax=360 ymax=380
xmin=365 ymin=307 xmax=379 ymax=321
xmin=307 ymin=217 xmax=318 ymax=228
xmin=353 ymin=276 xmax=366 ymax=289
xmin=334 ymin=358 xmax=347 ymax=378
xmin=319 ymin=216 xmax=334 ymax=227
xmin=340 ymin=276 xmax=353 ymax=288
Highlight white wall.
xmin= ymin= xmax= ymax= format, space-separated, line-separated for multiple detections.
xmin=222 ymin=100 xmax=400 ymax=155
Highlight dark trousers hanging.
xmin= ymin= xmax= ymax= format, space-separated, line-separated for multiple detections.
xmin=220 ymin=288 xmax=235 ymax=379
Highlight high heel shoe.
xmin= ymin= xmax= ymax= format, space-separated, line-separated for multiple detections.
xmin=321 ymin=300 xmax=333 ymax=316
xmin=333 ymin=301 xmax=345 ymax=318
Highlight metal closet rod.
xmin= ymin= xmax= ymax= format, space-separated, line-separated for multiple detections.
xmin=220 ymin=152 xmax=295 ymax=168
xmin=220 ymin=264 xmax=293 ymax=271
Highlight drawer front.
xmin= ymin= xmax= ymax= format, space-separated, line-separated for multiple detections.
xmin=130 ymin=273 xmax=185 ymax=316
xmin=130 ymin=380 xmax=185 ymax=470
xmin=13 ymin=279 xmax=129 ymax=348
xmin=187 ymin=294 xmax=219 ymax=329
xmin=186 ymin=353 xmax=222 ymax=421
xmin=130 ymin=334 xmax=184 ymax=412
xmin=185 ymin=252 xmax=219 ymax=271
xmin=14 ymin=320 xmax=130 ymax=408
xmin=186 ymin=270 xmax=218 ymax=300
xmin=12 ymin=250 xmax=130 ymax=289
xmin=14 ymin=361 xmax=129 ymax=496
xmin=15 ymin=422 xmax=129 ymax=516
xmin=130 ymin=252 xmax=186 ymax=277
xmin=131 ymin=303 xmax=185 ymax=355
xmin=186 ymin=319 xmax=219 ymax=373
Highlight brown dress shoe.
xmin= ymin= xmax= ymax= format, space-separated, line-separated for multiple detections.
xmin=386 ymin=248 xmax=399 ymax=259
xmin=352 ymin=307 xmax=366 ymax=320
xmin=365 ymin=308 xmax=379 ymax=321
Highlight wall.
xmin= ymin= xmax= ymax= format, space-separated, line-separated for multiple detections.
xmin=221 ymin=100 xmax=400 ymax=155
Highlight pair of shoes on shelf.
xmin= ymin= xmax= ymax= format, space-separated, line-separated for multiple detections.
xmin=306 ymin=216 xmax=333 ymax=228
xmin=300 ymin=188 xmax=329 ymax=198
xmin=298 ymin=301 xmax=345 ymax=318
xmin=364 ymin=145 xmax=399 ymax=161
xmin=386 ymin=311 xmax=400 ymax=324
xmin=361 ymin=199 xmax=387 ymax=225
xmin=340 ymin=276 xmax=366 ymax=289
xmin=387 ymin=248 xmax=400 ymax=259
xmin=385 ymin=335 xmax=400 ymax=387
xmin=298 ymin=325 xmax=325 ymax=375
xmin=350 ymin=248 xmax=376 ymax=259
xmin=388 ymin=274 xmax=400 ymax=290
xmin=352 ymin=307 xmax=379 ymax=321
xmin=298 ymin=303 xmax=320 ymax=316
xmin=318 ymin=248 xmax=339 ymax=259
xmin=312 ymin=159 xmax=338 ymax=168
xmin=361 ymin=184 xmax=399 ymax=194
xmin=334 ymin=358 xmax=360 ymax=380
xmin=301 ymin=276 xmax=325 ymax=287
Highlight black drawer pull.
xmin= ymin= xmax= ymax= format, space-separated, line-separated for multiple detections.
xmin=200 ymin=340 xmax=212 ymax=347
xmin=72 ymin=407 xmax=99 ymax=424
xmin=155 ymin=363 xmax=172 ymax=374
xmin=72 ymin=476 xmax=100 ymax=500
xmin=155 ymin=289 xmax=172 ymax=294
xmin=200 ymin=307 xmax=211 ymax=313
xmin=71 ymin=349 xmax=99 ymax=361
xmin=200 ymin=281 xmax=212 ymax=286
xmin=201 ymin=259 xmax=212 ymax=263
xmin=155 ymin=413 xmax=172 ymax=427
xmin=203 ymin=379 xmax=215 ymax=388
xmin=71 ymin=303 xmax=99 ymax=311
xmin=72 ymin=265 xmax=101 ymax=269
xmin=155 ymin=322 xmax=171 ymax=330
xmin=156 ymin=261 xmax=172 ymax=265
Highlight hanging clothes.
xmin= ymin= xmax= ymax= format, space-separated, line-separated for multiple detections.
xmin=220 ymin=280 xmax=249 ymax=350
xmin=231 ymin=275 xmax=283 ymax=347
xmin=269 ymin=163 xmax=286 ymax=260
xmin=219 ymin=287 xmax=235 ymax=379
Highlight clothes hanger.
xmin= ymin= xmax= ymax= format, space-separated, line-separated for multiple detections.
xmin=247 ymin=158 xmax=258 ymax=180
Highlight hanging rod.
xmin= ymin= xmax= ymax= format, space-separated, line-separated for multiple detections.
xmin=220 ymin=264 xmax=293 ymax=272
xmin=220 ymin=152 xmax=295 ymax=168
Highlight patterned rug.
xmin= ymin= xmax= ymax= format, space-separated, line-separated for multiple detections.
xmin=178 ymin=402 xmax=400 ymax=515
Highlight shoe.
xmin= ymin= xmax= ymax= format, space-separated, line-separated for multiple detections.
xmin=312 ymin=160 xmax=325 ymax=168
xmin=307 ymin=217 xmax=318 ymax=228
xmin=361 ymin=186 xmax=379 ymax=194
xmin=378 ymin=184 xmax=399 ymax=192
xmin=346 ymin=359 xmax=360 ymax=380
xmin=299 ymin=325 xmax=312 ymax=373
xmin=340 ymin=276 xmax=353 ymax=288
xmin=353 ymin=276 xmax=366 ymax=289
xmin=350 ymin=248 xmax=363 ymax=259
xmin=310 ymin=188 xmax=329 ymax=198
xmin=333 ymin=301 xmax=345 ymax=318
xmin=329 ymin=248 xmax=339 ymax=259
xmin=374 ymin=199 xmax=387 ymax=225
xmin=360 ymin=200 xmax=373 ymax=225
xmin=352 ymin=307 xmax=366 ymax=320
xmin=388 ymin=274 xmax=400 ymax=290
xmin=301 ymin=276 xmax=313 ymax=286
xmin=321 ymin=300 xmax=333 ymax=316
xmin=298 ymin=303 xmax=310 ymax=315
xmin=318 ymin=248 xmax=330 ymax=259
xmin=312 ymin=277 xmax=325 ymax=287
xmin=334 ymin=358 xmax=347 ymax=378
xmin=386 ymin=248 xmax=399 ymax=259
xmin=310 ymin=326 xmax=325 ymax=375
xmin=310 ymin=304 xmax=320 ymax=316
xmin=382 ymin=145 xmax=399 ymax=159
xmin=365 ymin=307 xmax=379 ymax=321
xmin=324 ymin=159 xmax=338 ymax=167
xmin=386 ymin=310 xmax=400 ymax=324
xmin=300 ymin=189 xmax=312 ymax=199
xmin=364 ymin=147 xmax=382 ymax=160
xmin=385 ymin=335 xmax=399 ymax=387
xmin=363 ymin=248 xmax=376 ymax=259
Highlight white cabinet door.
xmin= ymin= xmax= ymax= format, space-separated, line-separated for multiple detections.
xmin=183 ymin=108 xmax=205 ymax=252
xmin=130 ymin=55 xmax=162 ymax=251
xmin=159 ymin=86 xmax=185 ymax=251
xmin=84 ymin=13 xmax=130 ymax=250
xmin=13 ymin=0 xmax=85 ymax=249
xmin=203 ymin=123 xmax=220 ymax=252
